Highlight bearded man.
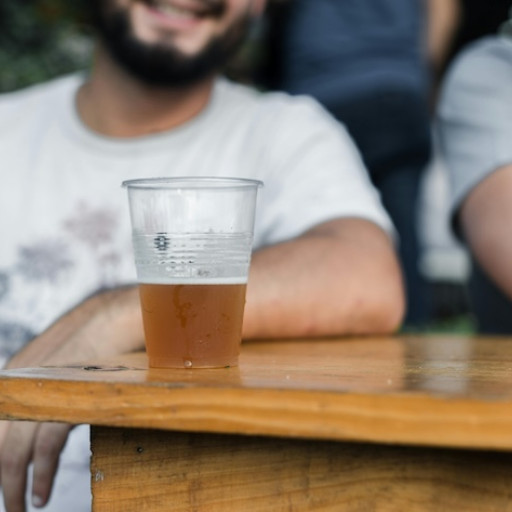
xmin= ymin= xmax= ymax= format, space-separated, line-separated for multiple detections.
xmin=0 ymin=1 xmax=403 ymax=510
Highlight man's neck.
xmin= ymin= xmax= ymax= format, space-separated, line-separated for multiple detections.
xmin=76 ymin=47 xmax=215 ymax=138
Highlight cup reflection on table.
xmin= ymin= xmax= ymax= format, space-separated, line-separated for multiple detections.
xmin=123 ymin=177 xmax=262 ymax=369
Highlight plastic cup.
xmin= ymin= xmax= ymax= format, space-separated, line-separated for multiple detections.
xmin=123 ymin=177 xmax=262 ymax=369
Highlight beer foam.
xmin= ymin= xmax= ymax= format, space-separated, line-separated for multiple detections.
xmin=137 ymin=276 xmax=247 ymax=285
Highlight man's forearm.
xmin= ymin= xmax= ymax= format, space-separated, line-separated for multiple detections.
xmin=7 ymin=218 xmax=405 ymax=369
xmin=242 ymin=218 xmax=405 ymax=339
xmin=6 ymin=286 xmax=144 ymax=369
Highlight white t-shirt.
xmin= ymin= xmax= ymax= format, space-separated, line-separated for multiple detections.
xmin=0 ymin=74 xmax=391 ymax=511
xmin=0 ymin=73 xmax=391 ymax=363
xmin=438 ymin=35 xmax=512 ymax=233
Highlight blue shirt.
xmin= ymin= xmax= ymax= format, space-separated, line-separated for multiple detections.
xmin=277 ymin=0 xmax=429 ymax=106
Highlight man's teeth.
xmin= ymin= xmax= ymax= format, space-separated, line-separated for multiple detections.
xmin=154 ymin=3 xmax=196 ymax=18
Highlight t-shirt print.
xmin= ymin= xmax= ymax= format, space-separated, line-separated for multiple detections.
xmin=0 ymin=201 xmax=127 ymax=365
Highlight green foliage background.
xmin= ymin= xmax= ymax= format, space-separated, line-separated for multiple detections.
xmin=0 ymin=0 xmax=92 ymax=93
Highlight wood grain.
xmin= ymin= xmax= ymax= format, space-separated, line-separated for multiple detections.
xmin=3 ymin=335 xmax=512 ymax=511
xmin=1 ymin=336 xmax=512 ymax=450
xmin=91 ymin=426 xmax=512 ymax=512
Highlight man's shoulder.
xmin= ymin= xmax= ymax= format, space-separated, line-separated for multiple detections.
xmin=446 ymin=36 xmax=512 ymax=87
xmin=439 ymin=36 xmax=512 ymax=116
xmin=214 ymin=78 xmax=336 ymax=129
xmin=0 ymin=73 xmax=82 ymax=117
xmin=465 ymin=35 xmax=512 ymax=62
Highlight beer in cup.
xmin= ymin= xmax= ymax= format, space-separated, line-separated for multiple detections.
xmin=123 ymin=177 xmax=262 ymax=369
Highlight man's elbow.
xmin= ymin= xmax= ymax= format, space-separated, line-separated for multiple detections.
xmin=305 ymin=280 xmax=405 ymax=338
xmin=351 ymin=275 xmax=406 ymax=335
xmin=369 ymin=289 xmax=405 ymax=334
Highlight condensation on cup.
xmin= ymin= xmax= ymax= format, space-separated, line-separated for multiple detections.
xmin=123 ymin=177 xmax=262 ymax=369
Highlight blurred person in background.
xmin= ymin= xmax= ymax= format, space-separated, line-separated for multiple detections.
xmin=258 ymin=0 xmax=511 ymax=330
xmin=438 ymin=6 xmax=512 ymax=333
xmin=0 ymin=0 xmax=404 ymax=510
xmin=258 ymin=0 xmax=435 ymax=328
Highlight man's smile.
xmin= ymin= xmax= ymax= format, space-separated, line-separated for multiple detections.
xmin=141 ymin=0 xmax=225 ymax=22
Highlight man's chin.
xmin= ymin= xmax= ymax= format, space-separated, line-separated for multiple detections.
xmin=113 ymin=42 xmax=225 ymax=87
xmin=92 ymin=1 xmax=249 ymax=88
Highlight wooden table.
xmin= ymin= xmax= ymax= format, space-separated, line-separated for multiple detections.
xmin=1 ymin=335 xmax=512 ymax=511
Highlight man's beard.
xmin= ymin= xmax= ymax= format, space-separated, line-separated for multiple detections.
xmin=90 ymin=1 xmax=251 ymax=87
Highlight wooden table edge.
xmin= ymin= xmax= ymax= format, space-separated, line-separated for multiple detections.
xmin=0 ymin=375 xmax=511 ymax=452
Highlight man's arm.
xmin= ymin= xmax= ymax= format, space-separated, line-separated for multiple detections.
xmin=7 ymin=217 xmax=404 ymax=371
xmin=0 ymin=286 xmax=145 ymax=511
xmin=5 ymin=286 xmax=144 ymax=370
xmin=244 ymin=217 xmax=404 ymax=338
xmin=0 ymin=216 xmax=404 ymax=511
xmin=6 ymin=217 xmax=404 ymax=372
xmin=459 ymin=164 xmax=512 ymax=298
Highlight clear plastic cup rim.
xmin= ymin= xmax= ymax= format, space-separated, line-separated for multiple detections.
xmin=122 ymin=176 xmax=263 ymax=190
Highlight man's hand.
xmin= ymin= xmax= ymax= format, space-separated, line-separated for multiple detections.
xmin=0 ymin=286 xmax=144 ymax=511
xmin=0 ymin=421 xmax=71 ymax=510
